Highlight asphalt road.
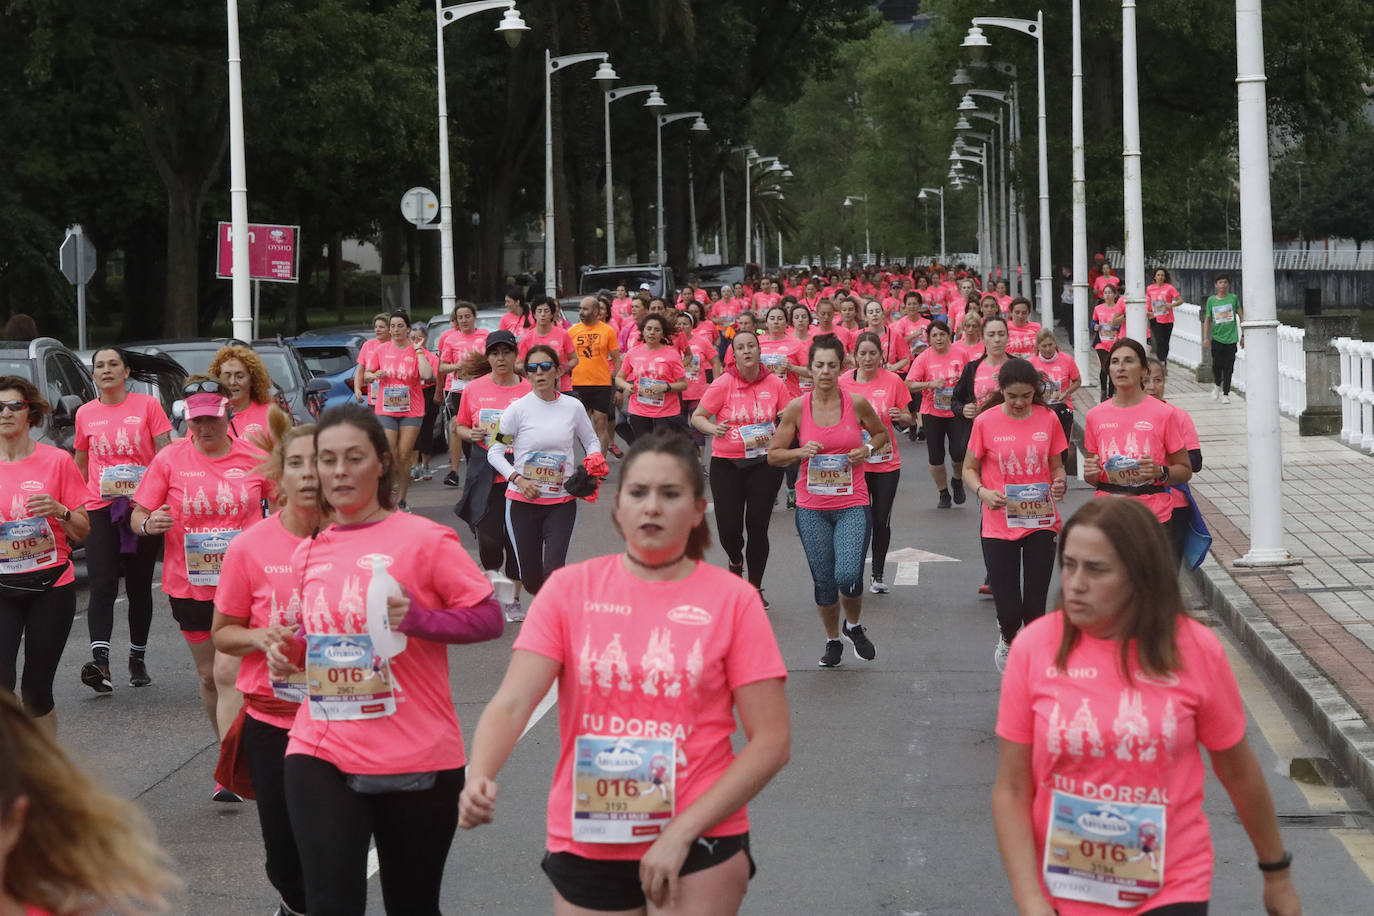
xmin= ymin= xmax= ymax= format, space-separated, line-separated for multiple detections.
xmin=44 ymin=436 xmax=1374 ymax=914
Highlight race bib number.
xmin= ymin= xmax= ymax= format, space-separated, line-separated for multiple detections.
xmin=305 ymin=633 xmax=396 ymax=721
xmin=1212 ymin=303 xmax=1235 ymax=324
xmin=521 ymin=451 xmax=567 ymax=497
xmin=635 ymin=377 xmax=666 ymax=407
xmin=183 ymin=529 xmax=242 ymax=586
xmin=1102 ymin=455 xmax=1143 ymax=487
xmin=476 ymin=407 xmax=503 ymax=443
xmin=99 ymin=464 xmax=146 ymax=500
xmin=1043 ymin=789 xmax=1165 ymax=908
xmin=1099 ymin=324 xmax=1117 ymax=343
xmin=0 ymin=518 xmax=58 ymax=574
xmin=807 ymin=454 xmax=853 ymax=496
xmin=737 ymin=422 xmax=774 ymax=460
xmin=760 ymin=352 xmax=786 ymax=377
xmin=933 ymin=385 xmax=954 ymax=412
xmin=1043 ymin=377 xmax=1063 ymax=403
xmin=1151 ymin=299 xmax=1169 ymax=317
xmin=572 ymin=736 xmax=675 ymax=844
xmin=861 ymin=429 xmax=892 ymax=465
xmin=1004 ymin=482 xmax=1055 ymax=529
xmin=382 ymin=385 xmax=411 ymax=414
xmin=271 ymin=669 xmax=308 ymax=703
xmin=799 ymin=376 xmax=815 ymax=390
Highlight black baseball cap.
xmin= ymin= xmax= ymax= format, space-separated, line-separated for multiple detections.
xmin=485 ymin=330 xmax=518 ymax=352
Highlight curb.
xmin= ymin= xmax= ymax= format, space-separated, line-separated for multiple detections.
xmin=1186 ymin=554 xmax=1374 ymax=804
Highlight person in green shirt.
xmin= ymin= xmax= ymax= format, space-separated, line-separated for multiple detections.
xmin=1201 ymin=274 xmax=1243 ymax=403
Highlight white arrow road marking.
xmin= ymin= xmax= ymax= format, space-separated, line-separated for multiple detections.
xmin=894 ymin=563 xmax=920 ymax=586
xmin=885 ymin=547 xmax=960 ymax=564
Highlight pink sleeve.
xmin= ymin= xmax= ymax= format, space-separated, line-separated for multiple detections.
xmin=146 ymin=397 xmax=174 ymax=439
xmin=1048 ymin=414 xmax=1069 ymax=454
xmin=560 ymin=331 xmax=576 ymax=360
xmin=995 ymin=630 xmax=1035 ymax=743
xmin=1066 ymin=357 xmax=1081 ymax=383
xmin=133 ymin=452 xmax=171 ymax=511
xmin=665 ymin=353 xmax=686 ymax=382
xmin=74 ymin=411 xmax=90 ymax=451
xmin=214 ymin=538 xmax=254 ymax=618
xmin=1193 ymin=627 xmax=1249 ymax=750
xmin=454 ymin=391 xmax=476 ymax=427
xmin=966 ymin=413 xmax=986 ymax=461
xmin=905 ymin=351 xmax=926 ymax=383
xmin=724 ymin=588 xmax=787 ymax=690
xmin=366 ymin=347 xmax=380 ymax=371
xmin=59 ymin=455 xmax=87 ymax=509
xmin=1083 ymin=412 xmax=1099 ymax=454
xmin=698 ymin=377 xmax=727 ymax=417
xmin=430 ymin=527 xmax=497 ymax=610
xmin=1178 ymin=410 xmax=1200 ymax=451
xmin=1162 ymin=408 xmax=1187 ymax=455
xmin=512 ymin=568 xmax=569 ymax=664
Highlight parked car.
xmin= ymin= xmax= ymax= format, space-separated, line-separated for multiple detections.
xmin=252 ymin=338 xmax=330 ymax=423
xmin=568 ymin=264 xmax=676 ymax=311
xmin=287 ymin=330 xmax=367 ymax=410
xmin=689 ymin=264 xmax=746 ymax=292
xmin=425 ymin=308 xmax=508 ymax=351
xmin=0 ymin=337 xmax=97 ymax=453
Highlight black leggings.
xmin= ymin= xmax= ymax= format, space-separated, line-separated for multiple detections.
xmin=1150 ymin=319 xmax=1174 ymax=362
xmin=242 ymin=714 xmax=306 ymax=914
xmin=922 ymin=413 xmax=968 ymax=468
xmin=478 ymin=480 xmax=520 ymax=580
xmin=867 ymin=469 xmax=900 ymax=581
xmin=1211 ymin=340 xmax=1238 ymax=395
xmin=505 ymin=498 xmax=577 ymax=594
xmin=84 ymin=506 xmax=159 ymax=654
xmin=629 ymin=413 xmax=685 ymax=439
xmin=1143 ymin=903 xmax=1208 ymax=915
xmin=982 ymin=532 xmax=1057 ymax=643
xmin=1096 ymin=348 xmax=1113 ymax=400
xmin=0 ymin=580 xmax=76 ymax=716
xmin=708 ymin=457 xmax=784 ymax=587
xmin=1167 ymin=504 xmax=1193 ymax=566
xmin=284 ymin=754 xmax=462 ymax=916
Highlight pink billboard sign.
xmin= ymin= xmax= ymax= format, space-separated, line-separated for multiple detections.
xmin=216 ymin=222 xmax=300 ymax=283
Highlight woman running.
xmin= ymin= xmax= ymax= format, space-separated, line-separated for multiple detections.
xmin=617 ymin=313 xmax=688 ymax=438
xmin=1147 ymin=268 xmax=1183 ymax=362
xmin=519 ymin=296 xmax=579 ymax=394
xmin=1092 ymin=284 xmax=1126 ymax=399
xmin=993 ymin=498 xmax=1302 ymax=916
xmin=962 ymin=359 xmax=1069 ymax=671
xmin=409 ymin=322 xmax=441 ymax=482
xmin=906 ymin=321 xmax=968 ymax=508
xmin=1143 ymin=358 xmax=1204 ymax=562
xmin=353 ymin=313 xmax=390 ymax=408
xmin=211 ymin=413 xmax=317 ymax=916
xmin=437 ymin=301 xmax=489 ymax=488
xmin=454 ymin=330 xmax=531 ymax=620
xmin=491 ymin=345 xmax=604 ymax=596
xmin=264 ymin=404 xmax=503 ymax=916
xmin=1005 ymin=298 xmax=1042 ymax=359
xmin=363 ymin=310 xmax=434 ymax=510
xmin=500 ymin=287 xmax=534 ymax=334
xmin=0 ymin=376 xmax=90 ymax=736
xmin=692 ymin=329 xmax=789 ymax=608
xmin=752 ymin=306 xmax=810 ymax=507
xmin=954 ymin=312 xmax=985 ymax=362
xmin=459 ymin=430 xmax=790 ymax=915
xmin=769 ymin=335 xmax=889 ymax=668
xmin=840 ymin=332 xmax=912 ymax=594
xmin=676 ymin=312 xmax=720 ymax=456
xmin=75 ymin=348 xmax=176 ymax=693
xmin=1083 ymin=339 xmax=1191 ymax=528
xmin=860 ymin=299 xmax=911 ymax=373
xmin=1030 ymin=329 xmax=1082 ymax=449
xmin=132 ymin=377 xmax=272 ymax=800
xmin=209 ymin=344 xmax=276 ymax=442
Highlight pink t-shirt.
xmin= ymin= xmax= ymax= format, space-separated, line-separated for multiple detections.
xmin=214 ymin=514 xmax=306 ymax=729
xmin=796 ymin=391 xmax=868 ymax=511
xmin=1031 ymin=352 xmax=1082 ymax=409
xmin=1094 ymin=304 xmax=1125 ymax=350
xmin=696 ymin=371 xmax=789 ymax=460
xmin=955 ymin=339 xmax=984 ymax=363
xmin=285 ymin=513 xmax=494 ymax=775
xmin=367 ymin=342 xmax=427 ymax=418
xmin=1007 ymin=321 xmax=1042 ymax=358
xmin=231 ymin=401 xmax=274 ymax=444
xmin=966 ymin=405 xmax=1068 ymax=540
xmin=1093 ymin=274 xmax=1122 ymax=300
xmin=357 ymin=338 xmax=385 ymax=405
xmin=756 ymin=335 xmax=809 ymax=400
xmin=514 ymin=556 xmax=787 ymax=860
xmin=621 ymin=345 xmax=686 ymax=418
xmin=611 ymin=297 xmax=635 ymax=324
xmin=1083 ymin=397 xmax=1186 ymax=522
xmin=863 ymin=326 xmax=911 ymax=368
xmin=996 ymin=612 xmax=1247 ymax=914
xmin=0 ymin=444 xmax=87 ymax=587
xmin=499 ymin=312 xmax=532 ymax=333
xmin=681 ymin=338 xmax=716 ymax=401
xmin=906 ymin=347 xmax=966 ymax=418
xmin=1147 ymin=283 xmax=1181 ymax=324
xmin=519 ymin=326 xmax=577 ymax=392
xmin=838 ymin=369 xmax=908 ymax=472
xmin=74 ymin=392 xmax=174 ymax=510
xmin=454 ymin=374 xmax=532 ymax=482
xmin=440 ymin=329 xmax=489 ymax=392
xmin=710 ymin=299 xmax=743 ymax=330
xmin=1164 ymin=402 xmax=1200 ymax=510
xmin=972 ymin=357 xmax=1007 ymax=409
xmin=133 ymin=436 xmax=270 ymax=601
xmin=752 ymin=292 xmax=781 ymax=312
xmin=892 ymin=315 xmax=930 ymax=351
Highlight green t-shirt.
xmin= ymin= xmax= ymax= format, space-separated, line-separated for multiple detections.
xmin=1205 ymin=293 xmax=1240 ymax=344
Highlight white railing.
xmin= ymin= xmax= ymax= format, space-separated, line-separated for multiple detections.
xmin=1168 ymin=303 xmax=1307 ymax=418
xmin=1334 ymin=338 xmax=1374 ymax=453
xmin=1171 ymin=304 xmax=1204 ymax=369
xmin=1106 ymin=248 xmax=1374 ymax=271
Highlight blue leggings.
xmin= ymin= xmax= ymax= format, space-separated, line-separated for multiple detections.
xmin=795 ymin=505 xmax=872 ymax=606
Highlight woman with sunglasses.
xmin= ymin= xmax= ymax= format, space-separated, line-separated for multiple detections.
xmin=0 ymin=376 xmax=90 ymax=736
xmin=209 ymin=344 xmax=276 ymax=443
xmin=490 ymin=345 xmax=603 ymax=597
xmin=617 ymin=313 xmax=689 ymax=439
xmin=132 ymin=377 xmax=272 ymax=802
xmin=74 ymin=348 xmax=176 ymax=694
xmin=363 ymin=310 xmax=434 ymax=511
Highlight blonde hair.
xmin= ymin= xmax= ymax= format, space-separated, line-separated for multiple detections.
xmin=208 ymin=344 xmax=273 ymax=405
xmin=256 ymin=416 xmax=316 ymax=506
xmin=1035 ymin=328 xmax=1058 ymax=349
xmin=0 ymin=692 xmax=180 ymax=913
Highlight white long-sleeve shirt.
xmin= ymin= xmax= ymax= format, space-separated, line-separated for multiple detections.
xmin=488 ymin=391 xmax=601 ymax=504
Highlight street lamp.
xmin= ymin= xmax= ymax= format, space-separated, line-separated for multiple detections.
xmin=435 ymin=0 xmax=527 ymax=314
xmin=918 ymin=187 xmax=946 ymax=264
xmin=656 ymin=111 xmax=708 ymax=265
xmin=949 ymin=151 xmax=989 ymax=277
xmin=964 ymin=13 xmax=1053 ymax=328
xmin=603 ymin=84 xmax=663 ymax=266
xmin=843 ymin=194 xmax=870 ymax=267
xmin=967 ymin=86 xmax=1029 ymax=300
xmin=1119 ymin=0 xmax=1147 ymax=342
xmin=955 ymin=131 xmax=993 ymax=278
xmin=740 ymin=151 xmax=777 ymax=265
xmin=544 ymin=50 xmax=618 ymax=296
xmin=966 ymin=107 xmax=1009 ymax=289
xmin=227 ymin=0 xmax=250 ymax=339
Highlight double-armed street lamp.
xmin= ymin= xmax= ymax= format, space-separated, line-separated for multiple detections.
xmin=656 ymin=112 xmax=709 ymax=265
xmin=917 ymin=187 xmax=946 ymax=265
xmin=842 ymin=194 xmax=870 ymax=267
xmin=603 ymin=85 xmax=665 ymax=266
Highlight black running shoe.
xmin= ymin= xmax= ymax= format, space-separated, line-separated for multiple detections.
xmin=728 ymin=562 xmax=744 ymax=577
xmin=756 ymin=587 xmax=770 ymax=611
xmin=443 ymin=470 xmax=462 ymax=488
xmin=951 ymin=478 xmax=967 ymax=505
xmin=818 ymin=639 xmax=844 ymax=668
xmin=212 ymin=783 xmax=245 ymax=803
xmin=80 ymin=662 xmax=113 ymax=694
xmin=843 ymin=622 xmax=877 ymax=661
xmin=129 ymin=656 xmax=152 ymax=688
xmin=938 ymin=489 xmax=953 ymax=509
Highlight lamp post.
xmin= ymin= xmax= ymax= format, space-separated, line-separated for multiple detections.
xmin=655 ymin=112 xmax=708 ymax=265
xmin=967 ymin=87 xmax=1027 ymax=299
xmin=843 ymin=194 xmax=870 ymax=266
xmin=956 ymin=130 xmax=994 ymax=276
xmin=918 ymin=187 xmax=946 ymax=263
xmin=742 ymin=152 xmax=780 ymax=265
xmin=544 ymin=50 xmax=618 ymax=297
xmin=965 ymin=105 xmax=1009 ymax=287
xmin=950 ymin=151 xmax=988 ymax=276
xmin=1070 ymin=0 xmax=1091 ymax=384
xmin=227 ymin=0 xmax=250 ymax=340
xmin=1119 ymin=0 xmax=1147 ymax=342
xmin=436 ymin=1 xmax=527 ymax=314
xmin=603 ymin=84 xmax=664 ymax=266
xmin=963 ymin=14 xmax=1053 ymax=328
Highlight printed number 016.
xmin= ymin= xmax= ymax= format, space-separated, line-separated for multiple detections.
xmin=596 ymin=778 xmax=639 ymax=798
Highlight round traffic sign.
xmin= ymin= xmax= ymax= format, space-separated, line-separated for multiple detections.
xmin=400 ymin=187 xmax=439 ymax=227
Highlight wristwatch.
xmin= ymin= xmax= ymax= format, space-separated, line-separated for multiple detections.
xmin=1157 ymin=465 xmax=1171 ymax=484
xmin=60 ymin=507 xmax=71 ymax=522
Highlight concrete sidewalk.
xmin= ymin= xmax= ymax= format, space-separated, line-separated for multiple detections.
xmin=1071 ymin=370 xmax=1374 ymax=802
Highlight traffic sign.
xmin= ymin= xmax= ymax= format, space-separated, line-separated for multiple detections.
xmin=60 ymin=227 xmax=97 ymax=286
xmin=215 ymin=222 xmax=300 ymax=282
xmin=400 ymin=187 xmax=439 ymax=228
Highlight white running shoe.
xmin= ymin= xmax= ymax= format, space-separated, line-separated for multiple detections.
xmin=994 ymin=637 xmax=1012 ymax=673
xmin=1221 ymin=394 xmax=1231 ymax=404
xmin=869 ymin=578 xmax=889 ymax=594
xmin=503 ymin=599 xmax=526 ymax=622
xmin=1211 ymin=385 xmax=1221 ymax=400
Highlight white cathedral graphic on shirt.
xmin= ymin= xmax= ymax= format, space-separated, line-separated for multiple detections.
xmin=579 ymin=628 xmax=704 ymax=703
xmin=1045 ymin=689 xmax=1179 ymax=763
xmin=182 ymin=481 xmax=253 ymax=519
xmin=91 ymin=426 xmax=137 ymax=459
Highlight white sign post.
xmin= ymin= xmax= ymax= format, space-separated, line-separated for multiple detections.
xmin=60 ymin=225 xmax=97 ymax=350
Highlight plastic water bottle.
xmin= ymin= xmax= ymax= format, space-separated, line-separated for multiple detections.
xmin=365 ymin=556 xmax=407 ymax=659
xmin=485 ymin=569 xmax=516 ymax=606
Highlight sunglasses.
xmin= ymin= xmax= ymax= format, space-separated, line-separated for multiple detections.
xmin=525 ymin=361 xmax=556 ymax=374
xmin=0 ymin=400 xmax=29 ymax=414
xmin=183 ymin=379 xmax=227 ymax=397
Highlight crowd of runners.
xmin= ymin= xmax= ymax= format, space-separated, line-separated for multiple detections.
xmin=0 ymin=262 xmax=1300 ymax=915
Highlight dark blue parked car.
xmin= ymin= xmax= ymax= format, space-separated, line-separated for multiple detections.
xmin=288 ymin=330 xmax=368 ymax=410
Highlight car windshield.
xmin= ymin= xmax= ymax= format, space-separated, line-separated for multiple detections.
xmin=296 ymin=346 xmax=355 ymax=376
xmin=580 ymin=270 xmax=662 ymax=296
xmin=256 ymin=352 xmax=300 ymax=390
xmin=164 ymin=347 xmax=220 ymax=378
xmin=0 ymin=359 xmax=33 ymax=381
xmin=691 ymin=265 xmax=744 ymax=288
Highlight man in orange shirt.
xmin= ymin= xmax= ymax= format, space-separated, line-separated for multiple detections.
xmin=569 ymin=295 xmax=622 ymax=456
